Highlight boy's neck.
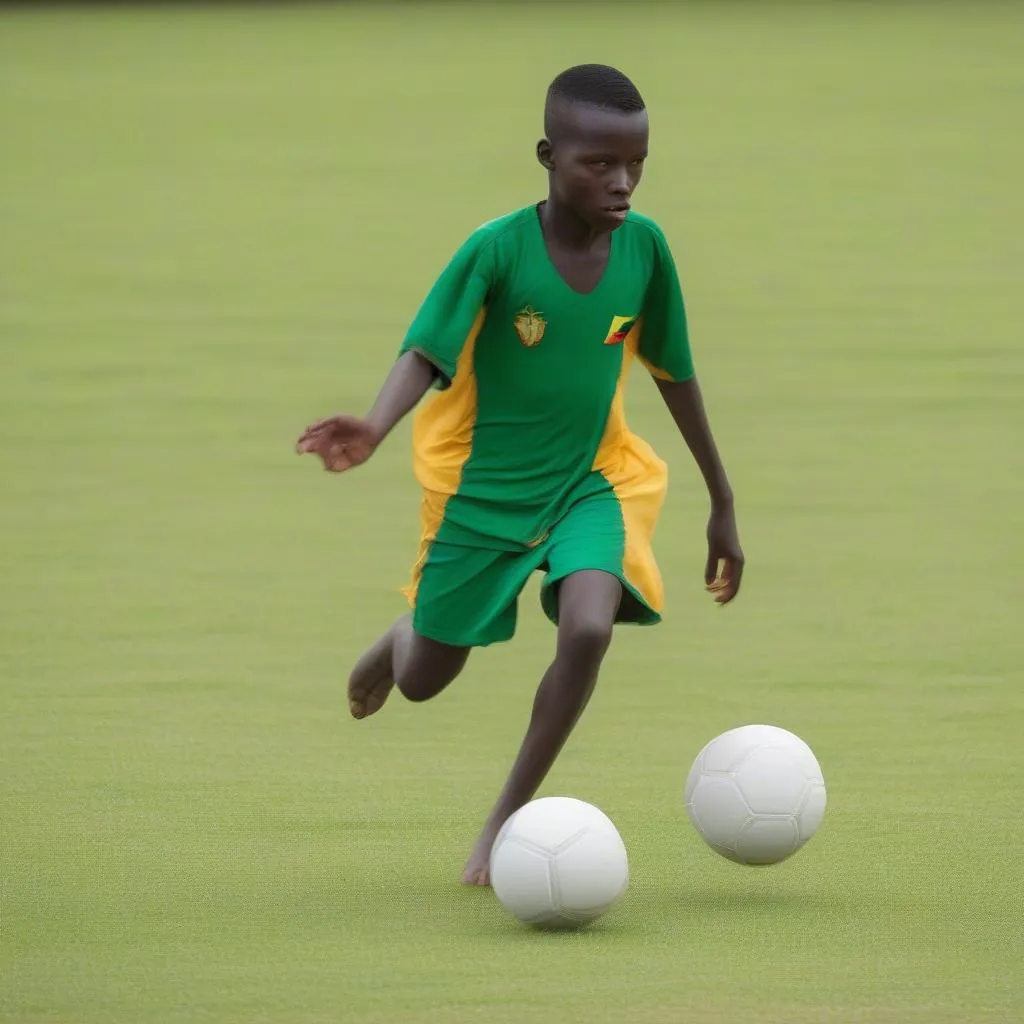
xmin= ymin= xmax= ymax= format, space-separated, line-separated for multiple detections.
xmin=538 ymin=197 xmax=610 ymax=252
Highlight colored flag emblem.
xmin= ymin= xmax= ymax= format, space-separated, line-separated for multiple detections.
xmin=604 ymin=314 xmax=639 ymax=345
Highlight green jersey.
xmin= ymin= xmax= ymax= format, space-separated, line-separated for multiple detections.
xmin=398 ymin=204 xmax=694 ymax=549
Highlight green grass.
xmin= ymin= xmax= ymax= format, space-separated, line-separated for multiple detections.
xmin=2 ymin=3 xmax=1022 ymax=1022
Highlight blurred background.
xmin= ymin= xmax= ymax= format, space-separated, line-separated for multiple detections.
xmin=2 ymin=3 xmax=1022 ymax=1023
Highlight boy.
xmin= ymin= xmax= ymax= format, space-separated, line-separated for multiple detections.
xmin=297 ymin=64 xmax=744 ymax=886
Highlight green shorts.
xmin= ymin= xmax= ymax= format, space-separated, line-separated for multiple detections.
xmin=402 ymin=489 xmax=664 ymax=648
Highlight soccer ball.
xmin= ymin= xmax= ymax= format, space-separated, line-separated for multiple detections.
xmin=489 ymin=796 xmax=629 ymax=929
xmin=685 ymin=724 xmax=827 ymax=865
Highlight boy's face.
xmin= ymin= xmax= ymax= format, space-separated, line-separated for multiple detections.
xmin=540 ymin=104 xmax=650 ymax=232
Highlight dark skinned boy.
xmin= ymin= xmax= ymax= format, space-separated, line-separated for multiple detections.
xmin=297 ymin=65 xmax=744 ymax=886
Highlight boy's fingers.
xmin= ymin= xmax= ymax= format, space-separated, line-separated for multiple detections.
xmin=710 ymin=560 xmax=742 ymax=604
xmin=297 ymin=435 xmax=328 ymax=454
xmin=297 ymin=417 xmax=339 ymax=443
xmin=323 ymin=447 xmax=355 ymax=473
xmin=297 ymin=420 xmax=350 ymax=454
xmin=705 ymin=557 xmax=727 ymax=587
xmin=729 ymin=559 xmax=743 ymax=593
xmin=298 ymin=427 xmax=328 ymax=446
xmin=704 ymin=553 xmax=719 ymax=585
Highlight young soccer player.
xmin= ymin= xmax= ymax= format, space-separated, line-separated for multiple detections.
xmin=297 ymin=65 xmax=744 ymax=885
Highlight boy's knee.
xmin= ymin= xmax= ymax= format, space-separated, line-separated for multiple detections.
xmin=555 ymin=570 xmax=620 ymax=663
xmin=394 ymin=634 xmax=469 ymax=703
xmin=394 ymin=662 xmax=458 ymax=703
xmin=396 ymin=674 xmax=435 ymax=702
xmin=558 ymin=613 xmax=614 ymax=663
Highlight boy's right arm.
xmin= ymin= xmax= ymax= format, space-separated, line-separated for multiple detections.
xmin=298 ymin=224 xmax=494 ymax=474
xmin=296 ymin=350 xmax=436 ymax=473
xmin=365 ymin=350 xmax=438 ymax=442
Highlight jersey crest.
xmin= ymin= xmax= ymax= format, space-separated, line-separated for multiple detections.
xmin=513 ymin=306 xmax=546 ymax=347
xmin=604 ymin=314 xmax=639 ymax=345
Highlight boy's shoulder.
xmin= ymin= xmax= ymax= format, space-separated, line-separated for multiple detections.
xmin=466 ymin=206 xmax=536 ymax=246
xmin=621 ymin=209 xmax=670 ymax=244
xmin=441 ymin=207 xmax=535 ymax=268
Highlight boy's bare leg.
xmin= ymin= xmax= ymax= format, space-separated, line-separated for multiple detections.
xmin=346 ymin=617 xmax=405 ymax=719
xmin=462 ymin=570 xmax=621 ymax=885
xmin=348 ymin=614 xmax=469 ymax=718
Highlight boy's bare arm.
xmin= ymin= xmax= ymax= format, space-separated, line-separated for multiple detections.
xmin=296 ymin=351 xmax=437 ymax=472
xmin=655 ymin=376 xmax=745 ymax=603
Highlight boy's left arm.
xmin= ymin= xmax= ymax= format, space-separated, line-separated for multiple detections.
xmin=655 ymin=377 xmax=744 ymax=604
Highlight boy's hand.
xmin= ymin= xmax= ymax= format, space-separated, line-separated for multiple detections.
xmin=296 ymin=415 xmax=380 ymax=473
xmin=705 ymin=505 xmax=744 ymax=604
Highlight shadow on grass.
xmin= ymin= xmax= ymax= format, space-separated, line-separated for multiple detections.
xmin=456 ymin=876 xmax=830 ymax=942
xmin=624 ymin=877 xmax=825 ymax=918
xmin=305 ymin=852 xmax=833 ymax=940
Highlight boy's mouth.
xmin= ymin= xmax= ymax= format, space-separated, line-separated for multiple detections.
xmin=601 ymin=203 xmax=630 ymax=222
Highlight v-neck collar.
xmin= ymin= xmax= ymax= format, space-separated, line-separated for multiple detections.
xmin=532 ymin=202 xmax=617 ymax=299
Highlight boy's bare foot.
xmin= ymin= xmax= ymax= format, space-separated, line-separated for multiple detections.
xmin=347 ymin=631 xmax=395 ymax=719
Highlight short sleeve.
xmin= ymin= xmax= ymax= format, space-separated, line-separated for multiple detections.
xmin=638 ymin=225 xmax=695 ymax=383
xmin=398 ymin=229 xmax=494 ymax=389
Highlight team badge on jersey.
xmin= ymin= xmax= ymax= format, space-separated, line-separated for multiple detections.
xmin=513 ymin=307 xmax=546 ymax=347
xmin=604 ymin=314 xmax=639 ymax=345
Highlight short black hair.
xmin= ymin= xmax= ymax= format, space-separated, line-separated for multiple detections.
xmin=545 ymin=64 xmax=645 ymax=134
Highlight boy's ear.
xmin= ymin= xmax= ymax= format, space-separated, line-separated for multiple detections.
xmin=536 ymin=138 xmax=554 ymax=171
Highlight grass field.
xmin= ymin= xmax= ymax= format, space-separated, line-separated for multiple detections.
xmin=2 ymin=3 xmax=1023 ymax=1022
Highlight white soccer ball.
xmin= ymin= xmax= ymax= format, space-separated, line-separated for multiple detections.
xmin=685 ymin=724 xmax=827 ymax=865
xmin=489 ymin=796 xmax=629 ymax=929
